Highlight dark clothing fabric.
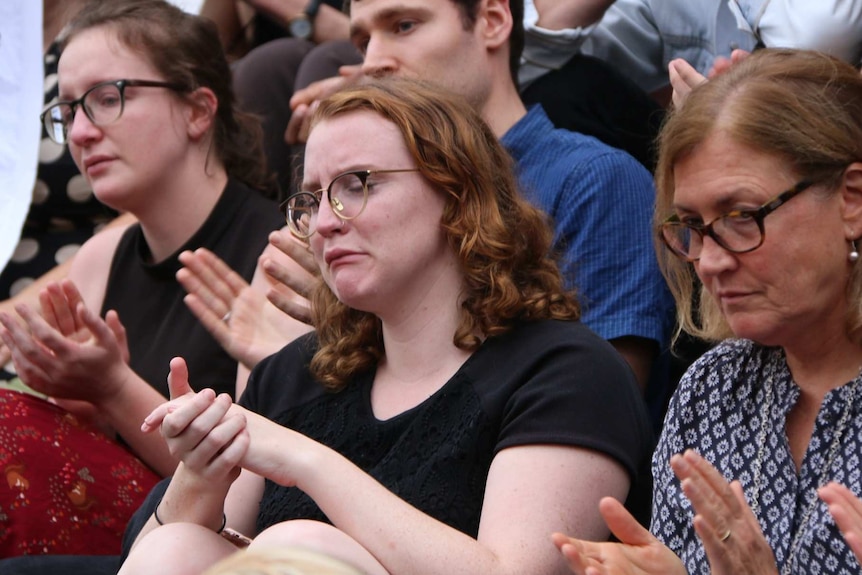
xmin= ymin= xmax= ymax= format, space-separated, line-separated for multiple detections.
xmin=250 ymin=0 xmax=345 ymax=47
xmin=233 ymin=39 xmax=361 ymax=199
xmin=520 ymin=53 xmax=665 ymax=173
xmin=0 ymin=554 xmax=119 ymax=575
xmin=653 ymin=339 xmax=862 ymax=574
xmin=241 ymin=319 xmax=654 ymax=536
xmin=101 ymin=179 xmax=283 ymax=398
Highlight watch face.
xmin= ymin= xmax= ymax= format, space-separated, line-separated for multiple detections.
xmin=289 ymin=16 xmax=312 ymax=40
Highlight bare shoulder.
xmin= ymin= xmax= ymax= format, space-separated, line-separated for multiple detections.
xmin=68 ymin=220 xmax=135 ymax=311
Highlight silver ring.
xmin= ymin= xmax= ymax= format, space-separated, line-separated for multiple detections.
xmin=222 ymin=311 xmax=231 ymax=323
xmin=719 ymin=529 xmax=731 ymax=542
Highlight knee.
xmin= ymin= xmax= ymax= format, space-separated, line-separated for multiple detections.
xmin=253 ymin=519 xmax=342 ymax=549
xmin=250 ymin=521 xmax=382 ymax=574
xmin=120 ymin=523 xmax=234 ymax=575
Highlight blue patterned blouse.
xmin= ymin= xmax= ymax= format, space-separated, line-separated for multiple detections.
xmin=652 ymin=339 xmax=862 ymax=574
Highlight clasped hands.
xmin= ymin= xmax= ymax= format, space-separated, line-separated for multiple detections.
xmin=141 ymin=356 xmax=306 ymax=490
xmin=142 ymin=357 xmax=249 ymax=486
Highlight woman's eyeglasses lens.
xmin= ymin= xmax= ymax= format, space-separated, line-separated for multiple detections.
xmin=42 ymin=83 xmax=127 ymax=145
xmin=661 ymin=216 xmax=763 ymax=261
xmin=286 ymin=172 xmax=369 ymax=238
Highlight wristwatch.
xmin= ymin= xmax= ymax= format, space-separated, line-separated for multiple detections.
xmin=288 ymin=0 xmax=323 ymax=40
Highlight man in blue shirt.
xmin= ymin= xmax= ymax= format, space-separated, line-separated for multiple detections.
xmin=337 ymin=0 xmax=674 ymax=391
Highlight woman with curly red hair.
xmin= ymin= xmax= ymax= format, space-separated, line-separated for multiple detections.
xmin=121 ymin=77 xmax=652 ymax=575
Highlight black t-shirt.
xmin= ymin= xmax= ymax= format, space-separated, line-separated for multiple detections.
xmin=241 ymin=319 xmax=654 ymax=536
xmin=101 ymin=179 xmax=283 ymax=398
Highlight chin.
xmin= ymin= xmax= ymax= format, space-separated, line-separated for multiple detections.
xmin=726 ymin=319 xmax=782 ymax=347
xmin=91 ymin=180 xmax=132 ymax=212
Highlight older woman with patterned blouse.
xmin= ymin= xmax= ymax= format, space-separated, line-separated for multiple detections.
xmin=553 ymin=48 xmax=862 ymax=574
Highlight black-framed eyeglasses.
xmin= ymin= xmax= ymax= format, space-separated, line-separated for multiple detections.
xmin=282 ymin=168 xmax=420 ymax=238
xmin=660 ymin=179 xmax=814 ymax=262
xmin=40 ymin=79 xmax=185 ymax=145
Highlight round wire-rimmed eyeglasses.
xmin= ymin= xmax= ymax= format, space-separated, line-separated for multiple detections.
xmin=40 ymin=78 xmax=185 ymax=145
xmin=282 ymin=168 xmax=421 ymax=239
xmin=659 ymin=179 xmax=814 ymax=262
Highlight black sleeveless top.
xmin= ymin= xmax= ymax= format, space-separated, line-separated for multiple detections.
xmin=101 ymin=179 xmax=283 ymax=398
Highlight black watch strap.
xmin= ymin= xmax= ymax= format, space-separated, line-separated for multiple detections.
xmin=305 ymin=0 xmax=323 ymax=21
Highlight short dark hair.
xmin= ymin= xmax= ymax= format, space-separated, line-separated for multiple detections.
xmin=344 ymin=0 xmax=524 ymax=86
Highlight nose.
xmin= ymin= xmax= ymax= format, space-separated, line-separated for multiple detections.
xmin=314 ymin=197 xmax=346 ymax=236
xmin=694 ymin=234 xmax=737 ymax=279
xmin=361 ymin=36 xmax=398 ymax=77
xmin=67 ymin=107 xmax=102 ymax=147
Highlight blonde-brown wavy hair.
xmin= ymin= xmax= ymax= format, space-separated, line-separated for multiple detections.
xmin=303 ymin=77 xmax=579 ymax=390
xmin=655 ymin=49 xmax=862 ymax=344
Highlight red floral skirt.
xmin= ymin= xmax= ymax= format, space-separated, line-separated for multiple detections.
xmin=0 ymin=389 xmax=160 ymax=557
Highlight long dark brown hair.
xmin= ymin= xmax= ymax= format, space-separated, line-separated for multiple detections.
xmin=63 ymin=0 xmax=274 ymax=195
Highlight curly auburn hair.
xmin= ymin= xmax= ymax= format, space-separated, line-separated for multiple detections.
xmin=655 ymin=49 xmax=862 ymax=344
xmin=303 ymin=77 xmax=579 ymax=390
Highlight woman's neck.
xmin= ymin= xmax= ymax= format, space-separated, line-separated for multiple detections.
xmin=780 ymin=331 xmax=862 ymax=470
xmin=370 ymin=270 xmax=473 ymax=419
xmin=136 ymin=165 xmax=229 ymax=263
xmin=784 ymin=333 xmax=862 ymax=398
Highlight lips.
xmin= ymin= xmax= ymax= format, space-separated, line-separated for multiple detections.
xmin=324 ymin=248 xmax=361 ymax=267
xmin=714 ymin=290 xmax=755 ymax=305
xmin=83 ymin=155 xmax=113 ymax=173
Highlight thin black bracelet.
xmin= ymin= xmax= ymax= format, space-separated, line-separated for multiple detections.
xmin=153 ymin=499 xmax=227 ymax=534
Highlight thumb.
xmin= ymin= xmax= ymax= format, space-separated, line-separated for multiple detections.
xmin=104 ymin=309 xmax=130 ymax=363
xmin=600 ymin=497 xmax=657 ymax=546
xmin=167 ymin=356 xmax=194 ymax=400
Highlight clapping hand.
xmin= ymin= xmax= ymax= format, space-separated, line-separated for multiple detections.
xmin=819 ymin=481 xmax=862 ymax=565
xmin=671 ymin=449 xmax=778 ymax=575
xmin=261 ymin=228 xmax=318 ymax=324
xmin=0 ymin=280 xmax=130 ymax=404
xmin=668 ymin=50 xmax=750 ymax=108
xmin=178 ymin=247 xmax=295 ymax=368
xmin=552 ymin=497 xmax=686 ymax=575
xmin=285 ymin=65 xmax=363 ymax=145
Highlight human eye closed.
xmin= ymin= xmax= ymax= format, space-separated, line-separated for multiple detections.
xmin=724 ymin=209 xmax=758 ymax=223
xmin=343 ymin=175 xmax=367 ymax=196
xmin=678 ymin=215 xmax=704 ymax=227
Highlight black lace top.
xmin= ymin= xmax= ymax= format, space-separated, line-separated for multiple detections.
xmin=241 ymin=319 xmax=653 ymax=536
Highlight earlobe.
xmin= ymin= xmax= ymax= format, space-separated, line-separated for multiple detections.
xmin=186 ymin=86 xmax=218 ymax=140
xmin=479 ymin=0 xmax=512 ymax=50
xmin=841 ymin=162 xmax=862 ymax=239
